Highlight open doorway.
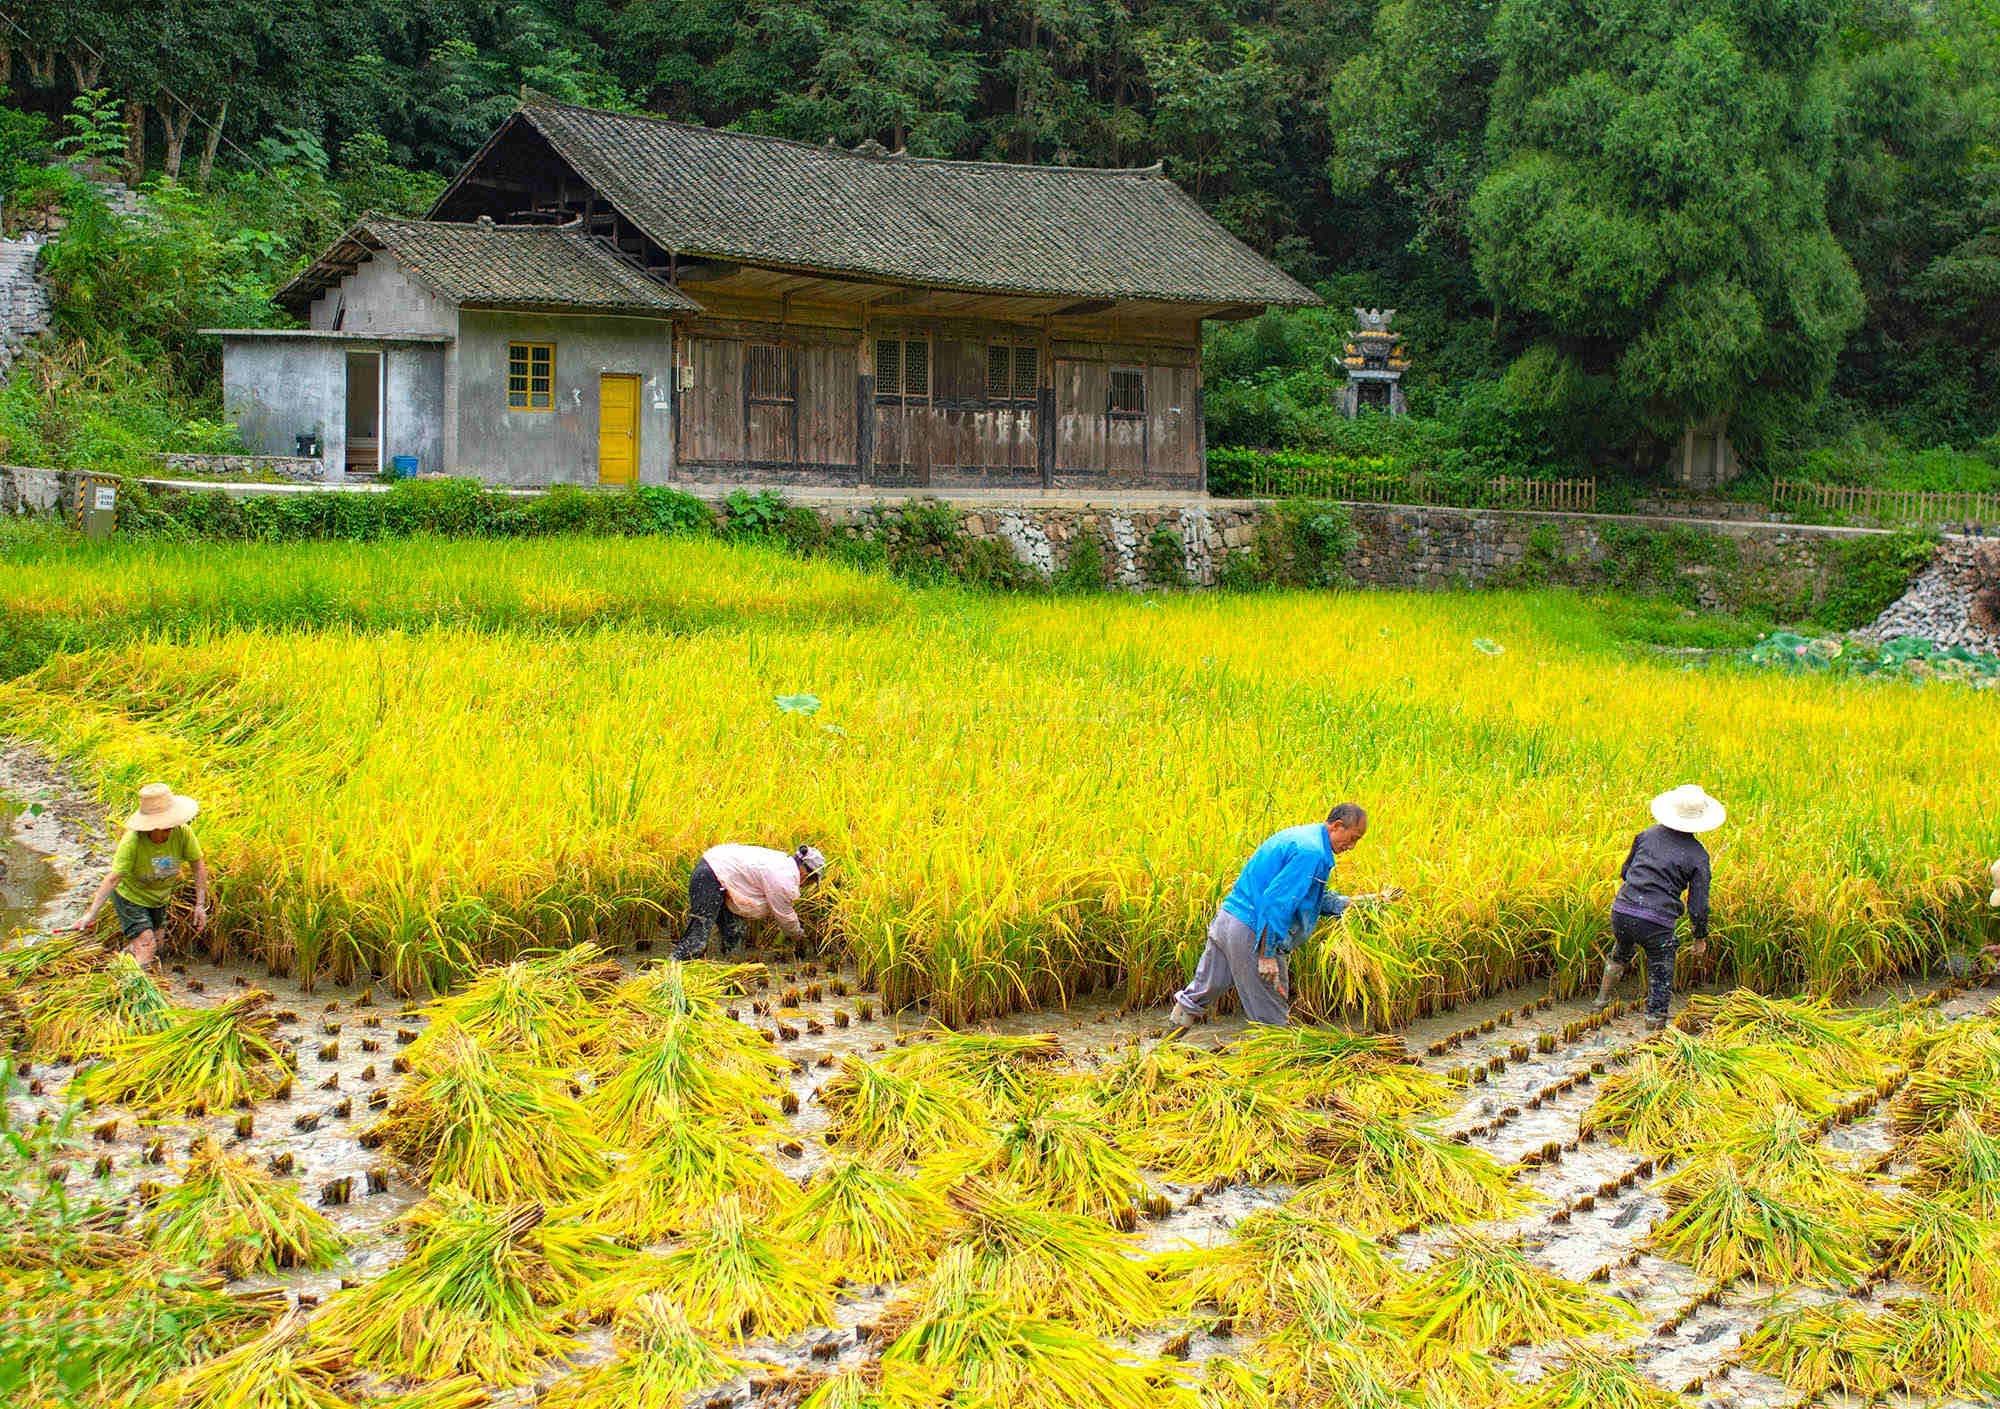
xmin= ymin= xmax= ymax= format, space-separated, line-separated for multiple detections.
xmin=345 ymin=351 xmax=382 ymax=475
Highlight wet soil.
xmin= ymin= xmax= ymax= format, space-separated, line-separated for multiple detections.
xmin=4 ymin=740 xmax=1993 ymax=1408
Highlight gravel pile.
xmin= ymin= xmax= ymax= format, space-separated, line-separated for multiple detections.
xmin=1859 ymin=535 xmax=2000 ymax=649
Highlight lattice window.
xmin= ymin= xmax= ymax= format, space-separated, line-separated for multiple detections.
xmin=875 ymin=336 xmax=930 ymax=400
xmin=1109 ymin=365 xmax=1145 ymax=418
xmin=747 ymin=343 xmax=794 ymax=404
xmin=507 ymin=342 xmax=554 ymax=411
xmin=987 ymin=344 xmax=1038 ymax=402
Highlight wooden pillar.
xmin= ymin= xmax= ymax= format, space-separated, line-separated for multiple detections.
xmin=1036 ymin=314 xmax=1055 ymax=489
xmin=856 ymin=304 xmax=875 ymax=485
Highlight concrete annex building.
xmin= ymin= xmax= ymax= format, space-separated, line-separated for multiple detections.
xmin=211 ymin=98 xmax=1315 ymax=490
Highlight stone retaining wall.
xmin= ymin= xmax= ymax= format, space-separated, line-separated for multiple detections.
xmin=155 ymin=452 xmax=324 ymax=482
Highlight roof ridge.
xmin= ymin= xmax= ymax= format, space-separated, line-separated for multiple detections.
xmin=363 ymin=212 xmax=590 ymax=234
xmin=520 ymin=97 xmax=1170 ymax=180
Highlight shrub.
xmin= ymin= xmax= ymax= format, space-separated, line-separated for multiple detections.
xmin=1054 ymin=532 xmax=1108 ymax=593
xmin=1817 ymin=529 xmax=1937 ymax=630
xmin=1141 ymin=524 xmax=1188 ymax=588
xmin=1254 ymin=498 xmax=1355 ymax=589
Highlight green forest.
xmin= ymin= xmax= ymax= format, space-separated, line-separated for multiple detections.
xmin=1 ymin=0 xmax=1997 ymax=493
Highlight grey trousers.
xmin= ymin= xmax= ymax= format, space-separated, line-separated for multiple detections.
xmin=1173 ymin=908 xmax=1291 ymax=1026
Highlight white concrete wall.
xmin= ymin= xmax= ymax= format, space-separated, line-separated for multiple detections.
xmin=308 ymin=252 xmax=455 ymax=336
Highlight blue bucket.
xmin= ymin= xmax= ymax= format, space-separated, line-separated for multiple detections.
xmin=388 ymin=454 xmax=419 ymax=480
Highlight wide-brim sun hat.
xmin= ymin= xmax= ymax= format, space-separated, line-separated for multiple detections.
xmin=1651 ymin=784 xmax=1725 ymax=834
xmin=125 ymin=782 xmax=198 ymax=832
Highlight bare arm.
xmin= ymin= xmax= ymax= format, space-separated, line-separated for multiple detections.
xmin=60 ymin=872 xmax=121 ymax=932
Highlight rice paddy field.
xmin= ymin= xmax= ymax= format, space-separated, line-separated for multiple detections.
xmin=4 ymin=529 xmax=2000 ymax=1408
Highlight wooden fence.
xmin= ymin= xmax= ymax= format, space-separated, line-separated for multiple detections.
xmin=1771 ymin=479 xmax=2000 ymax=529
xmin=1238 ymin=459 xmax=1597 ymax=513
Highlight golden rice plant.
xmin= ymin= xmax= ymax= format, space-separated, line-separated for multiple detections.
xmin=563 ymin=1111 xmax=796 ymax=1242
xmin=776 ymin=1155 xmax=954 ymax=1282
xmin=365 ymin=1022 xmax=610 ymax=1201
xmin=1161 ymin=1203 xmax=1402 ymax=1330
xmin=537 ymin=1294 xmax=749 ymax=1409
xmin=603 ymin=959 xmax=764 ymax=1039
xmin=309 ymin=1193 xmax=611 ymax=1383
xmin=1087 ymin=1040 xmax=1228 ymax=1121
xmin=1195 ymin=1357 xmax=1280 ymax=1409
xmin=1580 ymin=1027 xmax=1833 ymax=1153
xmin=967 ymin=1089 xmax=1143 ymax=1225
xmin=883 ymin=1245 xmax=1177 ymax=1409
xmin=1515 ymin=1342 xmax=1681 ymax=1409
xmin=586 ymin=1007 xmax=791 ymax=1138
xmin=1120 ymin=1070 xmax=1328 ymax=1184
xmin=1679 ymin=988 xmax=1892 ymax=1086
xmin=134 ymin=1314 xmax=351 ymax=1409
xmin=1382 ymin=1234 xmax=1635 ymax=1361
xmin=877 ymin=1030 xmax=1064 ymax=1105
xmin=1220 ymin=1024 xmax=1453 ymax=1115
xmin=1890 ymin=1021 xmax=2000 ymax=1136
xmin=21 ymin=951 xmax=172 ymax=1057
xmin=1743 ymin=1296 xmax=2000 ymax=1400
xmin=366 ymin=1381 xmax=494 ymax=1409
xmin=1648 ymin=1156 xmax=1877 ymax=1287
xmin=1907 ymin=1108 xmax=2000 ymax=1213
xmin=1878 ymin=1195 xmax=2000 ymax=1312
xmin=1703 ymin=1104 xmax=1872 ymax=1213
xmin=816 ymin=1056 xmax=990 ymax=1165
xmin=71 ymin=990 xmax=291 ymax=1113
xmin=0 ymin=929 xmax=97 ymax=990
xmin=1290 ymin=1111 xmax=1529 ymax=1233
xmin=609 ymin=1195 xmax=834 ymax=1342
xmin=939 ymin=1177 xmax=1168 ymax=1333
xmin=798 ymin=1365 xmax=953 ymax=1409
xmin=403 ymin=942 xmax=624 ymax=1071
xmin=1252 ymin=1273 xmax=1420 ymax=1407
xmin=143 ymin=1135 xmax=346 ymax=1277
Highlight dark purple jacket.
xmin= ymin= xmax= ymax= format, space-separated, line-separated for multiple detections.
xmin=1613 ymin=825 xmax=1711 ymax=939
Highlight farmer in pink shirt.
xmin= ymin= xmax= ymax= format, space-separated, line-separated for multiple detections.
xmin=673 ymin=842 xmax=827 ymax=959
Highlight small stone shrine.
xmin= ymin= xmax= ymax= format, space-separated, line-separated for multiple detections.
xmin=1337 ymin=307 xmax=1409 ymax=416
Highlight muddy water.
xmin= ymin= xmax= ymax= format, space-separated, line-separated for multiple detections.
xmin=5 ymin=752 xmax=1995 ymax=1406
xmin=1 ymin=800 xmax=60 ymax=937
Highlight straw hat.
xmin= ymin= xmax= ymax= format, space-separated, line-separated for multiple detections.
xmin=125 ymin=782 xmax=198 ymax=833
xmin=1651 ymin=784 xmax=1725 ymax=834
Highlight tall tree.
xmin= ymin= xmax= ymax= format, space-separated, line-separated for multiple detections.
xmin=1471 ymin=0 xmax=1864 ymax=466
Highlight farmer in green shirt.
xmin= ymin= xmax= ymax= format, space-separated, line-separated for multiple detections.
xmin=60 ymin=783 xmax=210 ymax=965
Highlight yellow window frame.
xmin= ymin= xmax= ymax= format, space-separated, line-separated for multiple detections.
xmin=508 ymin=342 xmax=555 ymax=411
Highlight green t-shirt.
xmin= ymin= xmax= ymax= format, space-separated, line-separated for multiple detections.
xmin=112 ymin=825 xmax=205 ymax=907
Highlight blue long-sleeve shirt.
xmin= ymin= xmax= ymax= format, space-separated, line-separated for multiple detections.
xmin=1221 ymin=823 xmax=1349 ymax=957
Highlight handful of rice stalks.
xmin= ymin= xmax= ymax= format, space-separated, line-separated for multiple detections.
xmin=938 ymin=1178 xmax=1168 ymax=1333
xmin=876 ymin=1029 xmax=1063 ymax=1105
xmin=1382 ymin=1234 xmax=1634 ymax=1360
xmin=1291 ymin=1112 xmax=1528 ymax=1233
xmin=777 ymin=1155 xmax=954 ymax=1282
xmin=1120 ymin=1072 xmax=1328 ymax=1184
xmin=134 ymin=1313 xmax=351 ymax=1409
xmin=405 ymin=942 xmax=624 ymax=1071
xmin=564 ymin=1111 xmax=796 ymax=1242
xmin=1086 ymin=1040 xmax=1229 ymax=1125
xmin=143 ymin=1135 xmax=346 ymax=1277
xmin=1515 ymin=1342 xmax=1681 ymax=1409
xmin=587 ymin=1008 xmax=791 ymax=1138
xmin=72 ymin=991 xmax=291 ymax=1114
xmin=538 ymin=1293 xmax=749 ymax=1409
xmin=1743 ymin=1297 xmax=2000 ymax=1401
xmin=975 ymin=1090 xmax=1143 ymax=1225
xmin=1907 ymin=1109 xmax=2000 ymax=1213
xmin=1890 ymin=1022 xmax=2000 ymax=1136
xmin=21 ymin=952 xmax=171 ymax=1058
xmin=309 ymin=1193 xmax=591 ymax=1384
xmin=607 ymin=1195 xmax=834 ymax=1341
xmin=365 ymin=1022 xmax=609 ymax=1201
xmin=798 ymin=1364 xmax=952 ymax=1409
xmin=1878 ymin=1194 xmax=2000 ymax=1312
xmin=1581 ymin=1028 xmax=1832 ymax=1153
xmin=817 ymin=1056 xmax=990 ymax=1165
xmin=1648 ymin=1154 xmax=1878 ymax=1288
xmin=1221 ymin=1025 xmax=1452 ymax=1115
xmin=1161 ymin=1203 xmax=1401 ymax=1330
xmin=1680 ymin=990 xmax=1891 ymax=1086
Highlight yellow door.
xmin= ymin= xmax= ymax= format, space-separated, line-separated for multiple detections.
xmin=598 ymin=374 xmax=639 ymax=485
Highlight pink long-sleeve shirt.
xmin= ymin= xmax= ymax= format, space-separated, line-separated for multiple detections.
xmin=704 ymin=844 xmax=805 ymax=937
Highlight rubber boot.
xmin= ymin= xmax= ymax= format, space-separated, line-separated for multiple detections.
xmin=1591 ymin=960 xmax=1626 ymax=1013
xmin=1160 ymin=1003 xmax=1199 ymax=1041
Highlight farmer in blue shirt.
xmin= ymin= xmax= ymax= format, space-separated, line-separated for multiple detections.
xmin=1168 ymin=803 xmax=1395 ymax=1030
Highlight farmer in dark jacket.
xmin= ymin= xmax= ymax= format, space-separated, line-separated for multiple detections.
xmin=1593 ymin=785 xmax=1723 ymax=1029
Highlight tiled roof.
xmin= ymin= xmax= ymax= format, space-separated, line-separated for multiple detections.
xmin=494 ymin=100 xmax=1317 ymax=308
xmin=277 ymin=215 xmax=701 ymax=315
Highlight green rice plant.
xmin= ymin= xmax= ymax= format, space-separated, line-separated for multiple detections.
xmin=134 ymin=1313 xmax=351 ymax=1409
xmin=1382 ymin=1234 xmax=1635 ymax=1361
xmin=1907 ymin=1108 xmax=2000 ymax=1213
xmin=607 ymin=1195 xmax=834 ymax=1341
xmin=1648 ymin=1154 xmax=1878 ymax=1287
xmin=143 ymin=1135 xmax=346 ymax=1277
xmin=538 ymin=1294 xmax=749 ymax=1409
xmin=1291 ymin=1111 xmax=1529 ymax=1233
xmin=71 ymin=990 xmax=291 ymax=1113
xmin=940 ymin=1178 xmax=1168 ymax=1333
xmin=1161 ymin=1203 xmax=1402 ymax=1331
xmin=1220 ymin=1024 xmax=1453 ymax=1115
xmin=366 ymin=1022 xmax=610 ymax=1201
xmin=817 ymin=1056 xmax=990 ymax=1165
xmin=1120 ymin=1071 xmax=1328 ymax=1184
xmin=404 ymin=942 xmax=625 ymax=1072
xmin=877 ymin=1030 xmax=1064 ymax=1105
xmin=1580 ymin=1028 xmax=1833 ymax=1153
xmin=884 ymin=1246 xmax=1176 ymax=1409
xmin=1743 ymin=1297 xmax=2000 ymax=1400
xmin=1680 ymin=989 xmax=1891 ymax=1087
xmin=586 ymin=1008 xmax=791 ymax=1138
xmin=563 ymin=1111 xmax=797 ymax=1242
xmin=309 ymin=1194 xmax=600 ymax=1384
xmin=1253 ymin=1273 xmax=1418 ymax=1407
xmin=1878 ymin=1194 xmax=2000 ymax=1312
xmin=1515 ymin=1342 xmax=1680 ymax=1409
xmin=970 ymin=1089 xmax=1143 ymax=1225
xmin=21 ymin=952 xmax=172 ymax=1057
xmin=1890 ymin=1022 xmax=2000 ymax=1136
xmin=776 ymin=1155 xmax=954 ymax=1282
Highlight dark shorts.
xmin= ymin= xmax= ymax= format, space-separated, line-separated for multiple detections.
xmin=111 ymin=892 xmax=168 ymax=942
